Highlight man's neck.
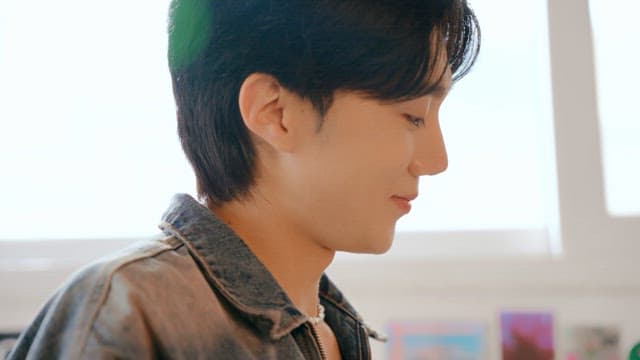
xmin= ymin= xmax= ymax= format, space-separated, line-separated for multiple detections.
xmin=209 ymin=196 xmax=335 ymax=317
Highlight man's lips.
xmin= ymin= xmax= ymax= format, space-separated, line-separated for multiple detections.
xmin=391 ymin=194 xmax=417 ymax=212
xmin=394 ymin=194 xmax=418 ymax=202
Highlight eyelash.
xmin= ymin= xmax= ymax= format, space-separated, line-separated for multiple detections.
xmin=405 ymin=114 xmax=425 ymax=127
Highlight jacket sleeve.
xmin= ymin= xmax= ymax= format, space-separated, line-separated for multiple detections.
xmin=7 ymin=261 xmax=155 ymax=360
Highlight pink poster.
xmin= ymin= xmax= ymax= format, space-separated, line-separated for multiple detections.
xmin=500 ymin=311 xmax=555 ymax=360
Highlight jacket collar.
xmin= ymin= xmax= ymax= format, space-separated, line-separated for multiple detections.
xmin=158 ymin=193 xmax=364 ymax=340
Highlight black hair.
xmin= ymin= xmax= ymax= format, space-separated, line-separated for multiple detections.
xmin=168 ymin=0 xmax=480 ymax=206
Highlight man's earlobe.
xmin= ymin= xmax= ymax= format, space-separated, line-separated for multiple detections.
xmin=238 ymin=73 xmax=294 ymax=152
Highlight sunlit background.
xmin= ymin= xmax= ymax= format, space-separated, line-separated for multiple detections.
xmin=589 ymin=0 xmax=640 ymax=217
xmin=0 ymin=0 xmax=638 ymax=240
xmin=0 ymin=0 xmax=558 ymax=240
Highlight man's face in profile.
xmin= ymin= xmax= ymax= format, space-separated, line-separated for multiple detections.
xmin=274 ymin=66 xmax=453 ymax=255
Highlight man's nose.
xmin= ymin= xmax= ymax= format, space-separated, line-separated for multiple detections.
xmin=408 ymin=119 xmax=448 ymax=177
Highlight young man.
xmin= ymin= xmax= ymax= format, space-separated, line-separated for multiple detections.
xmin=9 ymin=0 xmax=479 ymax=359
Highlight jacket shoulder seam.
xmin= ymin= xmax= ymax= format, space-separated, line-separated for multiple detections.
xmin=73 ymin=237 xmax=183 ymax=358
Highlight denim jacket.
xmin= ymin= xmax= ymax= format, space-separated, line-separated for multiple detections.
xmin=8 ymin=194 xmax=383 ymax=359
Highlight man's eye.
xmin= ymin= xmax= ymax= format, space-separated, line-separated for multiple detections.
xmin=405 ymin=114 xmax=425 ymax=127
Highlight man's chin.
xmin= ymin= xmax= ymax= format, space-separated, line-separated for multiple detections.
xmin=368 ymin=241 xmax=394 ymax=255
xmin=343 ymin=238 xmax=395 ymax=255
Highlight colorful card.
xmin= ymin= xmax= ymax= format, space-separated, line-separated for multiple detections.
xmin=386 ymin=320 xmax=486 ymax=360
xmin=500 ymin=311 xmax=555 ymax=360
xmin=564 ymin=325 xmax=620 ymax=360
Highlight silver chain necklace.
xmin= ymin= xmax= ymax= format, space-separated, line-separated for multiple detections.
xmin=307 ymin=304 xmax=325 ymax=325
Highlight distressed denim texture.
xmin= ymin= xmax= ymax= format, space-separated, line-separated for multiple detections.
xmin=8 ymin=194 xmax=381 ymax=359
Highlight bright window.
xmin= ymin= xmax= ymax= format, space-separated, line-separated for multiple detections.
xmin=0 ymin=0 xmax=194 ymax=240
xmin=0 ymin=0 xmax=555 ymax=245
xmin=397 ymin=0 xmax=555 ymax=232
xmin=589 ymin=0 xmax=640 ymax=217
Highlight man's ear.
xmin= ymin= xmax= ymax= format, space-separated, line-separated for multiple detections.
xmin=238 ymin=73 xmax=303 ymax=153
